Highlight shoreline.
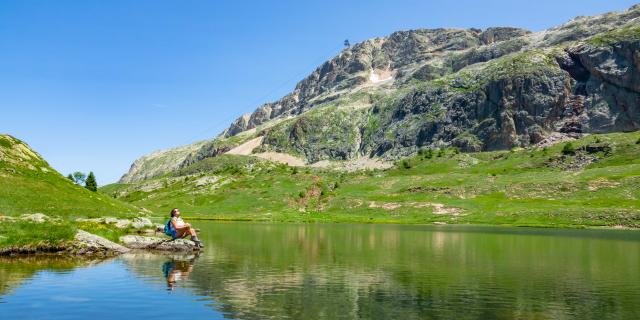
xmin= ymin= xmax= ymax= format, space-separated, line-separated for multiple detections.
xmin=183 ymin=216 xmax=640 ymax=230
xmin=2 ymin=218 xmax=637 ymax=257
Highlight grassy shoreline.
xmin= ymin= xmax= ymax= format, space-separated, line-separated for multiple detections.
xmin=1 ymin=214 xmax=637 ymax=256
xmin=2 ymin=132 xmax=640 ymax=255
xmin=183 ymin=216 xmax=639 ymax=229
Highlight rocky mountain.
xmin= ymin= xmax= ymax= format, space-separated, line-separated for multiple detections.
xmin=119 ymin=5 xmax=640 ymax=183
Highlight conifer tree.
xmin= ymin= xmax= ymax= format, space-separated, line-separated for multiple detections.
xmin=85 ymin=171 xmax=98 ymax=192
xmin=67 ymin=173 xmax=74 ymax=181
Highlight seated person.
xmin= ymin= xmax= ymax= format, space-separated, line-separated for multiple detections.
xmin=169 ymin=208 xmax=203 ymax=248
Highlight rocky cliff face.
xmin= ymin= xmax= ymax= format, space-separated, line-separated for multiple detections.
xmin=119 ymin=140 xmax=208 ymax=183
xmin=119 ymin=5 xmax=640 ymax=183
xmin=222 ymin=27 xmax=531 ymax=137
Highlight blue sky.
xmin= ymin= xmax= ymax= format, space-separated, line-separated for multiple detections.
xmin=1 ymin=0 xmax=637 ymax=184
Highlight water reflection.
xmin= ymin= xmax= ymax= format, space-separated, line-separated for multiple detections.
xmin=122 ymin=223 xmax=640 ymax=319
xmin=162 ymin=254 xmax=198 ymax=292
xmin=0 ymin=255 xmax=104 ymax=299
xmin=1 ymin=224 xmax=639 ymax=320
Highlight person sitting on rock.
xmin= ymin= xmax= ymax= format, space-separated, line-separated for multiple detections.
xmin=169 ymin=208 xmax=203 ymax=248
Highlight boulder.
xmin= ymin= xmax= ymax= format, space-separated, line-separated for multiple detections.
xmin=75 ymin=216 xmax=154 ymax=229
xmin=120 ymin=235 xmax=199 ymax=252
xmin=114 ymin=219 xmax=131 ymax=229
xmin=131 ymin=217 xmax=153 ymax=229
xmin=20 ymin=213 xmax=52 ymax=223
xmin=74 ymin=230 xmax=130 ymax=255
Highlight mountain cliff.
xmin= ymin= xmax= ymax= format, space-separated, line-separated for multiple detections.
xmin=120 ymin=5 xmax=640 ymax=183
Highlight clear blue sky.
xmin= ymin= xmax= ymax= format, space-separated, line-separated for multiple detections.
xmin=1 ymin=0 xmax=637 ymax=184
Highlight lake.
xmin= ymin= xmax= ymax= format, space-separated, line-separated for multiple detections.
xmin=1 ymin=222 xmax=639 ymax=319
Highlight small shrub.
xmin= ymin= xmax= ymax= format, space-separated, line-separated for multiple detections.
xmin=424 ymin=149 xmax=433 ymax=159
xmin=402 ymin=160 xmax=411 ymax=169
xmin=636 ymin=137 xmax=640 ymax=145
xmin=298 ymin=191 xmax=305 ymax=198
xmin=333 ymin=182 xmax=340 ymax=189
xmin=562 ymin=142 xmax=575 ymax=155
xmin=292 ymin=167 xmax=298 ymax=175
xmin=437 ymin=149 xmax=445 ymax=157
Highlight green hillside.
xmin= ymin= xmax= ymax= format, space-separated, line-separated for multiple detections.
xmin=101 ymin=131 xmax=640 ymax=228
xmin=0 ymin=134 xmax=144 ymax=251
xmin=0 ymin=134 xmax=139 ymax=218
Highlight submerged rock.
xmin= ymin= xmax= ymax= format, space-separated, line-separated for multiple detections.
xmin=119 ymin=235 xmax=199 ymax=252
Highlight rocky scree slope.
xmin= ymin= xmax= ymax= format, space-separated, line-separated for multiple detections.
xmin=120 ymin=5 xmax=640 ymax=183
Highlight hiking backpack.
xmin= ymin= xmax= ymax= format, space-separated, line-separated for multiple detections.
xmin=164 ymin=219 xmax=176 ymax=238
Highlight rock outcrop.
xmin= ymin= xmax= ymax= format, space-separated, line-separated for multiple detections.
xmin=74 ymin=230 xmax=131 ymax=255
xmin=120 ymin=235 xmax=200 ymax=252
xmin=76 ymin=217 xmax=154 ymax=229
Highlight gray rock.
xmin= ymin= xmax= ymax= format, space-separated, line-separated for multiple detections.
xmin=120 ymin=235 xmax=199 ymax=252
xmin=114 ymin=219 xmax=131 ymax=229
xmin=74 ymin=230 xmax=130 ymax=254
xmin=20 ymin=213 xmax=51 ymax=223
xmin=131 ymin=217 xmax=153 ymax=229
xmin=76 ymin=216 xmax=154 ymax=229
xmin=75 ymin=217 xmax=103 ymax=223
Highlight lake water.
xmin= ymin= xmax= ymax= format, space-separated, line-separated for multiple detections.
xmin=1 ymin=222 xmax=639 ymax=319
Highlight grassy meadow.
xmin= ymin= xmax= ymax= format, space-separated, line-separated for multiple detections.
xmin=0 ymin=134 xmax=141 ymax=250
xmin=101 ymin=131 xmax=640 ymax=228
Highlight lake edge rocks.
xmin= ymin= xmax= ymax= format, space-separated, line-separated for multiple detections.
xmin=0 ymin=214 xmax=199 ymax=257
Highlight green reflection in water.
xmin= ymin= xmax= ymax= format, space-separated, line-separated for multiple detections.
xmin=0 ymin=255 xmax=97 ymax=298
xmin=2 ymin=223 xmax=639 ymax=320
xmin=173 ymin=223 xmax=640 ymax=319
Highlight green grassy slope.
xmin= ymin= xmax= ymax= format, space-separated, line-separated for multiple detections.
xmin=0 ymin=134 xmax=143 ymax=250
xmin=0 ymin=135 xmax=139 ymax=218
xmin=101 ymin=131 xmax=640 ymax=228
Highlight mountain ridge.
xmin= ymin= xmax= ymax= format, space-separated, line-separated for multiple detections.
xmin=119 ymin=4 xmax=640 ymax=183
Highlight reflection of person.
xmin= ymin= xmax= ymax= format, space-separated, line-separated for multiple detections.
xmin=163 ymin=259 xmax=195 ymax=291
xmin=169 ymin=208 xmax=204 ymax=248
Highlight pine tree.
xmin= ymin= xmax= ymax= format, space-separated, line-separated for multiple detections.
xmin=85 ymin=171 xmax=98 ymax=192
xmin=67 ymin=173 xmax=74 ymax=181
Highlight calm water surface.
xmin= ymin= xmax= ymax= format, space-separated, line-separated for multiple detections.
xmin=1 ymin=222 xmax=639 ymax=319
